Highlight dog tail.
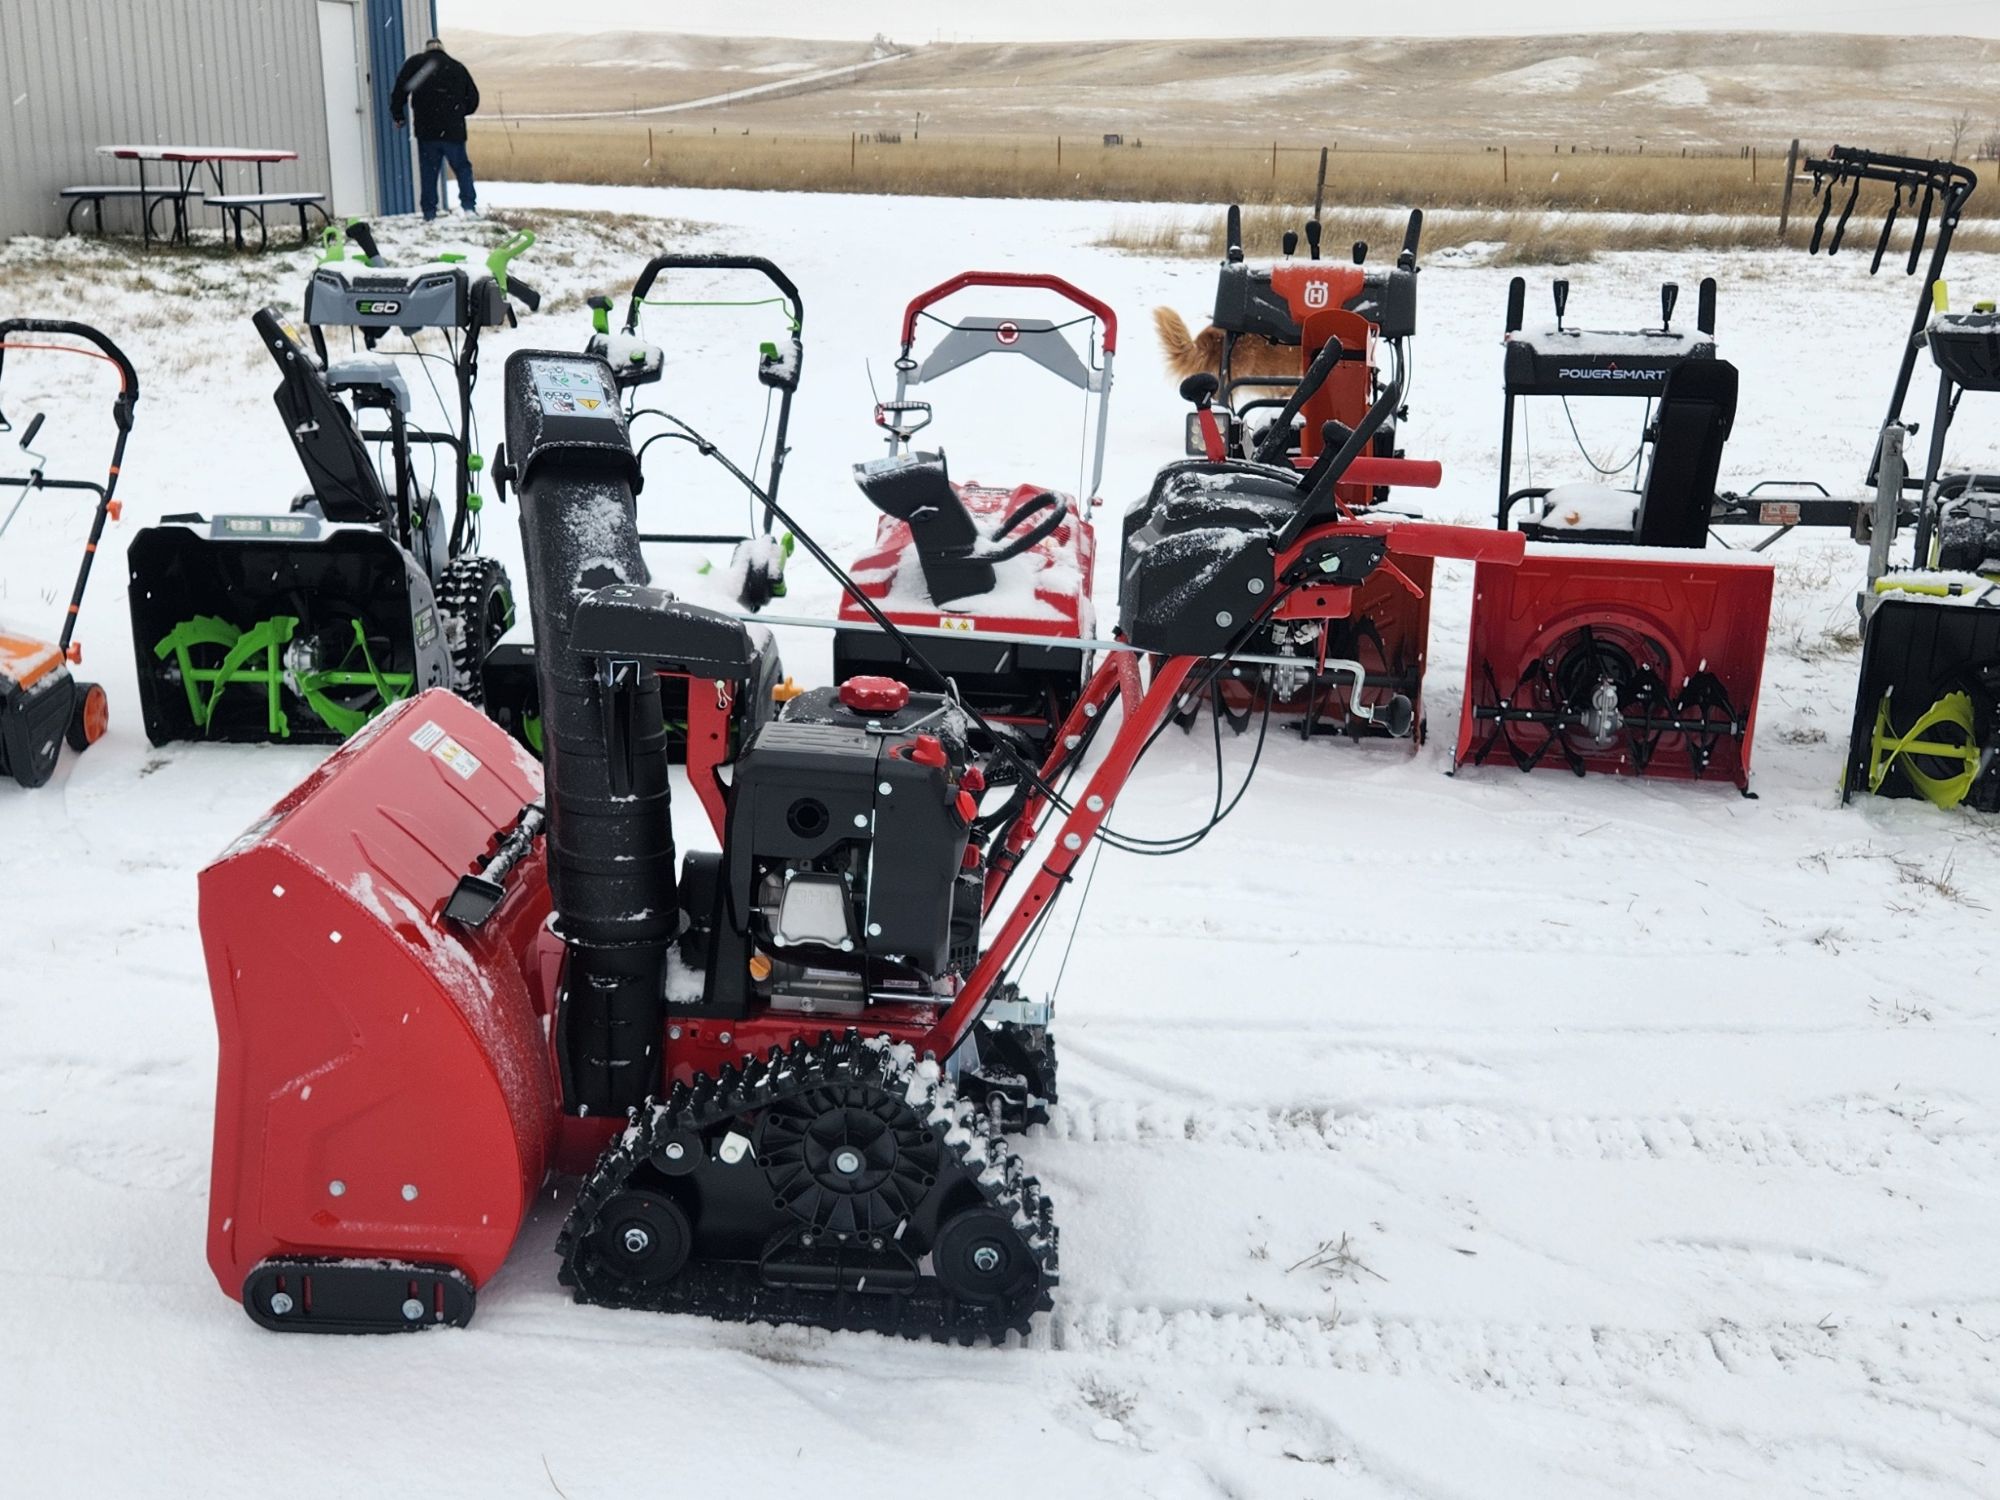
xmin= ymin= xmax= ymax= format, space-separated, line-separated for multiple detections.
xmin=1153 ymin=306 xmax=1201 ymax=376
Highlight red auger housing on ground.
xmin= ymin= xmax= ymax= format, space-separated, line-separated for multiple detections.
xmin=199 ymin=337 xmax=1514 ymax=1343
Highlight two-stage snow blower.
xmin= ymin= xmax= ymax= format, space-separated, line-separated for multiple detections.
xmin=0 ymin=321 xmax=136 ymax=787
xmin=1798 ymin=147 xmax=2000 ymax=811
xmin=127 ymin=223 xmax=536 ymax=744
xmin=481 ymin=253 xmax=803 ymax=758
xmin=1455 ymin=274 xmax=1784 ymax=791
xmin=195 ymin=331 xmax=1514 ymax=1341
xmin=1148 ymin=208 xmax=1456 ymax=742
xmin=828 ymin=272 xmax=1114 ymax=750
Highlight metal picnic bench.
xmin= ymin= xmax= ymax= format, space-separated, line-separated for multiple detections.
xmin=64 ymin=146 xmax=323 ymax=250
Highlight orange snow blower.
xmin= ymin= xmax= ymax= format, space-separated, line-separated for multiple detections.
xmin=0 ymin=321 xmax=137 ymax=788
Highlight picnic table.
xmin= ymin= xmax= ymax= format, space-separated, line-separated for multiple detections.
xmin=73 ymin=145 xmax=310 ymax=249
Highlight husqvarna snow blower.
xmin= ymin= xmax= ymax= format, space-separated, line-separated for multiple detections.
xmin=832 ymin=272 xmax=1114 ymax=748
xmin=0 ymin=321 xmax=136 ymax=787
xmin=196 ymin=338 xmax=1510 ymax=1341
xmin=1147 ymin=208 xmax=1454 ymax=742
xmin=127 ymin=224 xmax=535 ymax=744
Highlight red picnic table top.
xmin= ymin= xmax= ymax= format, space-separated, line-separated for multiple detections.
xmin=96 ymin=144 xmax=298 ymax=163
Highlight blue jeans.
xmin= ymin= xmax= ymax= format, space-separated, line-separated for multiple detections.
xmin=418 ymin=139 xmax=476 ymax=218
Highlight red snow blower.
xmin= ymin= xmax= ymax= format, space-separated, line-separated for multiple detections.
xmin=1457 ymin=276 xmax=1779 ymax=791
xmin=1153 ymin=208 xmax=1455 ymax=742
xmin=198 ymin=334 xmax=1510 ymax=1342
xmin=832 ymin=272 xmax=1114 ymax=748
xmin=0 ymin=321 xmax=137 ymax=788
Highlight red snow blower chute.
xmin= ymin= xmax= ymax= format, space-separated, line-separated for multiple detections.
xmin=0 ymin=321 xmax=136 ymax=787
xmin=198 ymin=326 xmax=1511 ymax=1342
xmin=832 ymin=271 xmax=1113 ymax=747
xmin=1457 ymin=275 xmax=1779 ymax=791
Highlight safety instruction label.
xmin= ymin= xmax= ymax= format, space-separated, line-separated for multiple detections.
xmin=409 ymin=720 xmax=446 ymax=751
xmin=530 ymin=359 xmax=613 ymax=418
xmin=433 ymin=738 xmax=481 ymax=780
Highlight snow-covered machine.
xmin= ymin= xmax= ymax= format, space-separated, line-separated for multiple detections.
xmin=196 ymin=338 xmax=1506 ymax=1341
xmin=833 ymin=272 xmax=1113 ymax=748
xmin=127 ymin=224 xmax=533 ymax=744
xmin=0 ymin=321 xmax=135 ymax=787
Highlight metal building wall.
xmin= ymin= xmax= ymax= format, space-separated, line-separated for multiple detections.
xmin=0 ymin=0 xmax=436 ymax=240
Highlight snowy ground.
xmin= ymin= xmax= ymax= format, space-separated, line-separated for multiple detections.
xmin=4 ymin=185 xmax=1999 ymax=1499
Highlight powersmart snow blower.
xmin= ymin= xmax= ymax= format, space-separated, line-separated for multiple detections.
xmin=195 ymin=341 xmax=1512 ymax=1341
xmin=1455 ymin=275 xmax=1786 ymax=791
xmin=482 ymin=253 xmax=803 ymax=757
xmin=127 ymin=224 xmax=536 ymax=744
xmin=0 ymin=321 xmax=136 ymax=787
xmin=831 ymin=272 xmax=1115 ymax=749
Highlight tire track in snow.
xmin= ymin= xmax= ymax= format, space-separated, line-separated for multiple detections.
xmin=1048 ymin=1301 xmax=2000 ymax=1394
xmin=1039 ymin=1099 xmax=1998 ymax=1175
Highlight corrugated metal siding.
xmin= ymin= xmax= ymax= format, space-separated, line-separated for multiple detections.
xmin=0 ymin=0 xmax=429 ymax=240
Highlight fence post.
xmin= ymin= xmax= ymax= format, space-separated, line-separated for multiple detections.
xmin=1777 ymin=137 xmax=1801 ymax=239
xmin=1313 ymin=145 xmax=1329 ymax=220
xmin=1502 ymin=144 xmax=1509 ymax=184
xmin=850 ymin=131 xmax=857 ymax=173
xmin=1271 ymin=140 xmax=1278 ymax=183
xmin=1057 ymin=135 xmax=1062 ymax=169
xmin=646 ymin=127 xmax=653 ymax=166
xmin=1751 ymin=145 xmax=1758 ymax=182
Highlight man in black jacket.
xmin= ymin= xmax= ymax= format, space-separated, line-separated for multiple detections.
xmin=391 ymin=37 xmax=480 ymax=220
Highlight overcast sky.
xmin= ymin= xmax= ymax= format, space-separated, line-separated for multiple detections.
xmin=438 ymin=0 xmax=2000 ymax=41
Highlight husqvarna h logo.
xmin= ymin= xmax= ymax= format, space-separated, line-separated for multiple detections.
xmin=1303 ymin=281 xmax=1330 ymax=310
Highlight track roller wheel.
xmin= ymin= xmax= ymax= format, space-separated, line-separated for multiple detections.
xmin=583 ymin=1189 xmax=694 ymax=1291
xmin=933 ymin=1206 xmax=1042 ymax=1306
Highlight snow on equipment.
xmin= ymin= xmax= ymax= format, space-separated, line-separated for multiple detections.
xmin=0 ymin=322 xmax=136 ymax=787
xmin=127 ymin=222 xmax=536 ymax=744
xmin=197 ymin=339 xmax=1503 ymax=1341
xmin=1459 ymin=275 xmax=1779 ymax=790
xmin=833 ymin=273 xmax=1113 ymax=748
xmin=482 ymin=253 xmax=802 ymax=756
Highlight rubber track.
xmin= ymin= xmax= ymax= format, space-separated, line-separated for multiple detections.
xmin=556 ymin=1034 xmax=1059 ymax=1344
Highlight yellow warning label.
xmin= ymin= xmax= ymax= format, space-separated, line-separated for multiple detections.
xmin=580 ymin=398 xmax=601 ymax=410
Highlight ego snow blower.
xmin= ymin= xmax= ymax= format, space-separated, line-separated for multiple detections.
xmin=196 ymin=341 xmax=1505 ymax=1341
xmin=0 ymin=321 xmax=136 ymax=787
xmin=127 ymin=223 xmax=536 ymax=744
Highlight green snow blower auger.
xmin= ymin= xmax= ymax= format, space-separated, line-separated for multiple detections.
xmin=128 ymin=222 xmax=537 ymax=744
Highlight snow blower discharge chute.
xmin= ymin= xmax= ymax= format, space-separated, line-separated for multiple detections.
xmin=0 ymin=320 xmax=136 ymax=787
xmin=197 ymin=322 xmax=1517 ymax=1340
xmin=128 ymin=224 xmax=535 ymax=744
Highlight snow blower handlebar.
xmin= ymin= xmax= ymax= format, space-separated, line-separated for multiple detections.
xmin=898 ymin=272 xmax=1118 ymax=354
xmin=0 ymin=320 xmax=139 ymax=653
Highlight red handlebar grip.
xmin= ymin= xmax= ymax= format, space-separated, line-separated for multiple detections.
xmin=1342 ymin=457 xmax=1442 ymax=490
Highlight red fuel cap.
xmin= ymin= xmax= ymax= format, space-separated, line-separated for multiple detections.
xmin=838 ymin=675 xmax=911 ymax=714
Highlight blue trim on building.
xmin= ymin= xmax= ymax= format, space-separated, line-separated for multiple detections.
xmin=367 ymin=0 xmax=413 ymax=216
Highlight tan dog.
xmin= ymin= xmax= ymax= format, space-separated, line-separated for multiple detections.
xmin=1153 ymin=307 xmax=1295 ymax=395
